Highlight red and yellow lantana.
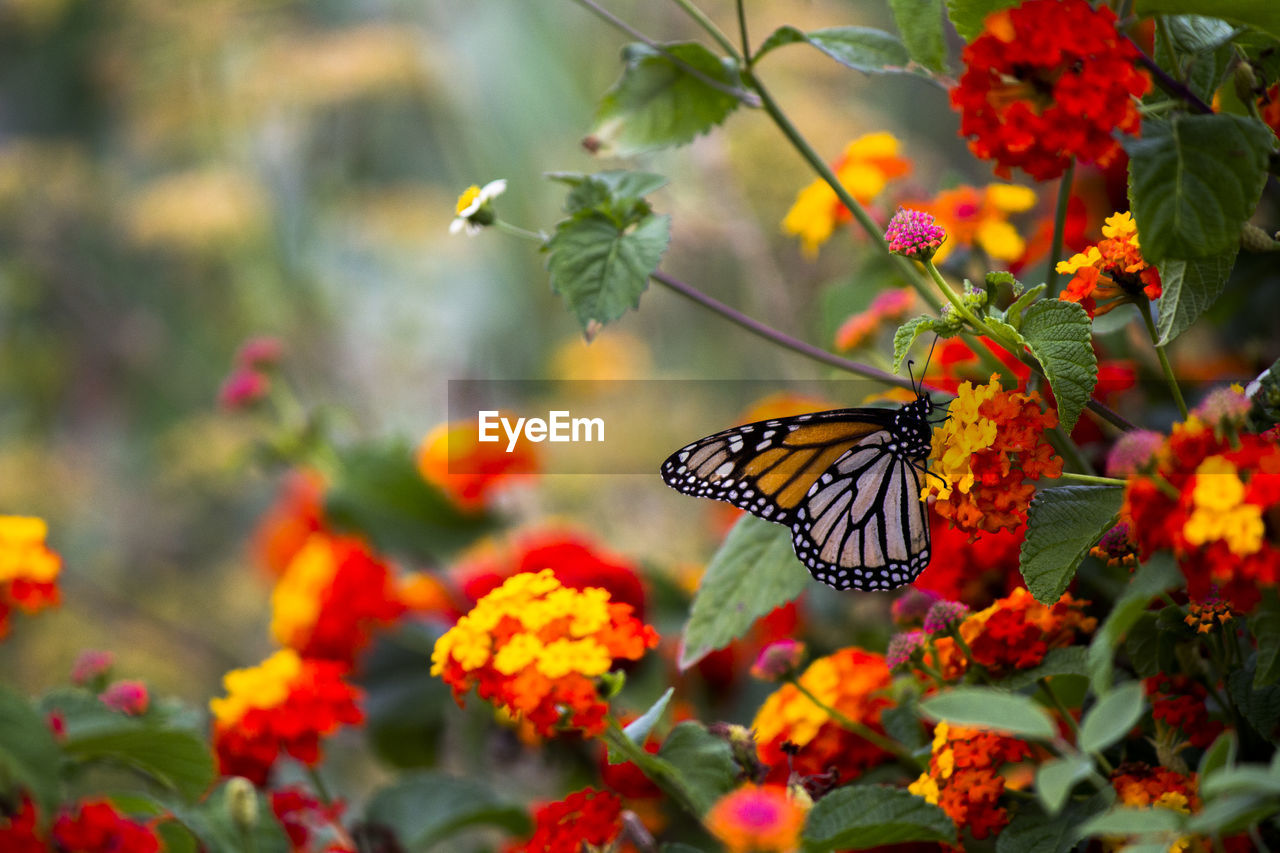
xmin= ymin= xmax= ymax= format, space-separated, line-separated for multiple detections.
xmin=1056 ymin=211 xmax=1161 ymax=316
xmin=0 ymin=515 xmax=61 ymax=639
xmin=909 ymin=721 xmax=1031 ymax=840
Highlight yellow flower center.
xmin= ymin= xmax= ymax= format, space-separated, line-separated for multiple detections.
xmin=455 ymin=185 xmax=481 ymax=215
xmin=1183 ymin=456 xmax=1264 ymax=556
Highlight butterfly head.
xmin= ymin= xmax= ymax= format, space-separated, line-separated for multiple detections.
xmin=892 ymin=390 xmax=935 ymax=460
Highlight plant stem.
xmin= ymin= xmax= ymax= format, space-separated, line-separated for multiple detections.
xmin=1137 ymin=297 xmax=1189 ymax=418
xmin=566 ymin=0 xmax=760 ymax=106
xmin=1038 ymin=677 xmax=1081 ymax=737
xmin=651 ymin=270 xmax=927 ymax=392
xmin=1048 ymin=426 xmax=1096 ymax=476
xmin=604 ymin=715 xmax=703 ymax=815
xmin=1058 ymin=472 xmax=1126 ymax=486
xmin=307 ymin=766 xmax=334 ymax=806
xmin=669 ymin=0 xmax=742 ymax=60
xmin=735 ymin=0 xmax=751 ymax=62
xmin=1127 ymin=32 xmax=1214 ymax=115
xmin=787 ymin=678 xmax=922 ymax=768
xmin=1047 ymin=160 xmax=1075 ymax=295
xmin=494 ymin=219 xmax=547 ymax=242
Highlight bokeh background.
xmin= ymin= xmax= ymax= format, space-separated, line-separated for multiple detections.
xmin=2 ymin=0 xmax=1275 ymax=808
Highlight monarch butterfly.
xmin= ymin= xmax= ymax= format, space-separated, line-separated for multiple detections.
xmin=659 ymin=381 xmax=939 ymax=591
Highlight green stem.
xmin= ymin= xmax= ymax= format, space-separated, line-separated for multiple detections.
xmin=566 ymin=0 xmax=759 ymax=106
xmin=306 ymin=766 xmax=334 ymax=807
xmin=1047 ymin=427 xmax=1096 ymax=476
xmin=1038 ymin=678 xmax=1081 ymax=738
xmin=735 ymin=0 xmax=751 ymax=62
xmin=787 ymin=678 xmax=922 ymax=768
xmin=1138 ymin=297 xmax=1189 ymax=418
xmin=604 ymin=716 xmax=703 ymax=815
xmin=1057 ymin=472 xmax=1126 ymax=486
xmin=494 ymin=219 xmax=548 ymax=243
xmin=669 ymin=0 xmax=742 ymax=60
xmin=1047 ymin=159 xmax=1075 ymax=295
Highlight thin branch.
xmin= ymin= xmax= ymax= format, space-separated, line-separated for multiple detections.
xmin=1048 ymin=160 xmax=1075 ymax=295
xmin=668 ymin=0 xmax=742 ymax=60
xmin=567 ymin=0 xmax=761 ymax=107
xmin=735 ymin=0 xmax=751 ymax=63
xmin=1128 ymin=34 xmax=1214 ymax=115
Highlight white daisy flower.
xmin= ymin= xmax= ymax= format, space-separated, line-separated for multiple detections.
xmin=449 ymin=179 xmax=507 ymax=235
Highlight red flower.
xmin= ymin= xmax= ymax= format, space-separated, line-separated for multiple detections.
xmin=0 ymin=795 xmax=44 ymax=853
xmin=504 ymin=788 xmax=622 ymax=853
xmin=951 ymin=0 xmax=1149 ymax=180
xmin=52 ymin=800 xmax=163 ymax=853
xmin=1145 ymin=675 xmax=1224 ymax=749
xmin=100 ymin=679 xmax=150 ymax=716
xmin=211 ymin=650 xmax=363 ymax=786
xmin=914 ymin=514 xmax=1024 ymax=608
xmin=910 ymin=723 xmax=1031 ymax=840
xmin=0 ymin=516 xmax=62 ymax=639
xmin=253 ymin=471 xmax=328 ymax=578
xmin=271 ymin=786 xmax=352 ymax=852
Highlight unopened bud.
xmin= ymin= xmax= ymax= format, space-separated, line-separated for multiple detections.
xmin=750 ymin=640 xmax=806 ymax=682
xmin=225 ymin=777 xmax=258 ymax=833
xmin=1241 ymin=222 xmax=1280 ymax=253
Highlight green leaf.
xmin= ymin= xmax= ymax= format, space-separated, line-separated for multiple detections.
xmin=0 ymin=684 xmax=61 ymax=813
xmin=892 ymin=315 xmax=961 ymax=372
xmin=1020 ymin=486 xmax=1123 ymax=604
xmin=547 ymin=170 xmax=669 ymax=216
xmin=1005 ymin=284 xmax=1047 ymax=329
xmin=363 ymin=771 xmax=530 ymax=849
xmin=654 ymin=722 xmax=739 ymax=815
xmin=1126 ymin=114 xmax=1274 ymax=262
xmin=546 ymin=211 xmax=670 ymax=334
xmin=592 ymin=42 xmax=741 ymax=156
xmin=755 ymin=26 xmax=913 ymax=74
xmin=1018 ymin=299 xmax=1097 ymax=432
xmin=889 ymin=0 xmax=948 ymax=71
xmin=946 ymin=0 xmax=1020 ymax=41
xmin=802 ymin=784 xmax=956 ymax=850
xmin=1088 ymin=555 xmax=1184 ymax=694
xmin=1154 ymin=16 xmax=1238 ymax=102
xmin=359 ymin=624 xmax=452 ymax=769
xmin=678 ymin=515 xmax=808 ymax=669
xmin=919 ymin=687 xmax=1056 ymax=740
xmin=1162 ymin=15 xmax=1241 ymax=53
xmin=325 ymin=441 xmax=496 ymax=562
xmin=1227 ymin=656 xmax=1280 ymax=742
xmin=1186 ymin=793 xmax=1280 ymax=835
xmin=1036 ymin=756 xmax=1095 ymax=815
xmin=997 ymin=646 xmax=1089 ymax=690
xmin=1253 ymin=590 xmax=1280 ymax=687
xmin=1079 ymin=681 xmax=1146 ymax=754
xmin=1124 ymin=611 xmax=1163 ymax=678
xmin=623 ymin=687 xmax=674 ymax=745
xmin=997 ymin=792 xmax=1113 ymax=853
xmin=1079 ymin=805 xmax=1185 ymax=838
xmin=1198 ymin=730 xmax=1238 ymax=780
xmin=1134 ymin=0 xmax=1280 ymax=40
xmin=882 ymin=702 xmax=929 ymax=752
xmin=166 ymin=781 xmax=290 ymax=853
xmin=1154 ymin=250 xmax=1238 ymax=346
xmin=1200 ymin=765 xmax=1280 ymax=799
xmin=63 ymin=728 xmax=215 ymax=802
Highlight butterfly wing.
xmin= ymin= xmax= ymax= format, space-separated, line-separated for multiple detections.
xmin=659 ymin=409 xmax=894 ymax=525
xmin=789 ymin=433 xmax=931 ymax=591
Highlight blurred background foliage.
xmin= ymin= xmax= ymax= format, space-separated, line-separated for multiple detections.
xmin=2 ymin=0 xmax=1276 ymax=816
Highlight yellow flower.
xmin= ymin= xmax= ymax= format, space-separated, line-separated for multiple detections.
xmin=270 ymin=535 xmax=338 ymax=648
xmin=1101 ymin=210 xmax=1138 ymax=243
xmin=1183 ymin=456 xmax=1265 ymax=556
xmin=1055 ymin=245 xmax=1102 ymax=275
xmin=782 ymin=132 xmax=911 ymax=256
xmin=209 ymin=649 xmax=302 ymax=726
xmin=0 ymin=516 xmax=61 ymax=584
xmin=908 ymin=773 xmax=940 ymax=804
xmin=922 ymin=376 xmax=1001 ymax=501
xmin=493 ymin=633 xmax=544 ymax=675
xmin=537 ymin=638 xmax=611 ymax=679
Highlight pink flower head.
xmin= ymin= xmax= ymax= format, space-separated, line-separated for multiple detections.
xmin=749 ymin=639 xmax=806 ymax=682
xmin=1193 ymin=385 xmax=1251 ymax=429
xmin=100 ymin=680 xmax=149 ymax=716
xmin=885 ymin=208 xmax=946 ymax=259
xmin=923 ymin=600 xmax=970 ymax=634
xmin=1105 ymin=429 xmax=1165 ymax=477
xmin=236 ymin=337 xmax=284 ymax=369
xmin=891 ymin=587 xmax=941 ymax=627
xmin=219 ymin=368 xmax=269 ymax=409
xmin=886 ymin=630 xmax=928 ymax=669
xmin=71 ymin=650 xmax=115 ymax=686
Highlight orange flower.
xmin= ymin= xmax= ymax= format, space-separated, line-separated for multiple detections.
xmin=270 ymin=534 xmax=406 ymax=665
xmin=1055 ymin=211 xmax=1161 ymax=316
xmin=431 ymin=570 xmax=657 ymax=738
xmin=252 ymin=470 xmax=327 ymax=577
xmin=1108 ymin=765 xmax=1252 ymax=852
xmin=906 ymin=184 xmax=1037 ymax=264
xmin=782 ymin=132 xmax=912 ymax=256
xmin=924 ymin=376 xmax=1062 ymax=533
xmin=210 ymin=649 xmax=363 ymax=785
xmin=929 ymin=588 xmax=1095 ymax=680
xmin=752 ymin=647 xmax=894 ymax=783
xmin=0 ymin=515 xmax=61 ymax=639
xmin=833 ymin=288 xmax=916 ymax=351
xmin=705 ymin=784 xmax=807 ymax=853
xmin=908 ymin=721 xmax=1031 ymax=840
xmin=417 ymin=418 xmax=539 ymax=511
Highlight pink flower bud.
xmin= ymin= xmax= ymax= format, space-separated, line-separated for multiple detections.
xmin=891 ymin=588 xmax=941 ymax=627
xmin=1105 ymin=429 xmax=1164 ymax=477
xmin=219 ymin=368 xmax=269 ymax=409
xmin=100 ymin=680 xmax=149 ymax=716
xmin=923 ymin=600 xmax=970 ymax=634
xmin=236 ymin=336 xmax=284 ymax=369
xmin=71 ymin=650 xmax=115 ymax=685
xmin=886 ymin=630 xmax=927 ymax=669
xmin=749 ymin=639 xmax=806 ymax=681
xmin=885 ymin=208 xmax=946 ymax=259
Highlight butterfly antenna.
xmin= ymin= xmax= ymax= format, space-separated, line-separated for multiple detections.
xmin=922 ymin=336 xmax=939 ymax=384
xmin=907 ymin=358 xmax=917 ymax=393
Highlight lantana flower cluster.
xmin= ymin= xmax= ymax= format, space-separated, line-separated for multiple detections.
xmin=0 ymin=515 xmax=61 ymax=638
xmin=751 ymin=647 xmax=894 ymax=782
xmin=924 ymin=376 xmax=1063 ymax=533
xmin=951 ymin=0 xmax=1149 ymax=180
xmin=270 ymin=533 xmax=406 ymax=664
xmin=0 ymin=796 xmax=164 ymax=853
xmin=502 ymin=787 xmax=622 ymax=853
xmin=431 ymin=569 xmax=658 ymax=737
xmin=210 ymin=648 xmax=363 ymax=785
xmin=1121 ymin=410 xmax=1280 ymax=608
xmin=906 ymin=183 xmax=1038 ymax=264
xmin=908 ymin=721 xmax=1032 ymax=840
xmin=704 ymin=784 xmax=808 ymax=853
xmin=1056 ymin=211 xmax=1162 ymax=316
xmin=417 ymin=417 xmax=540 ymax=511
